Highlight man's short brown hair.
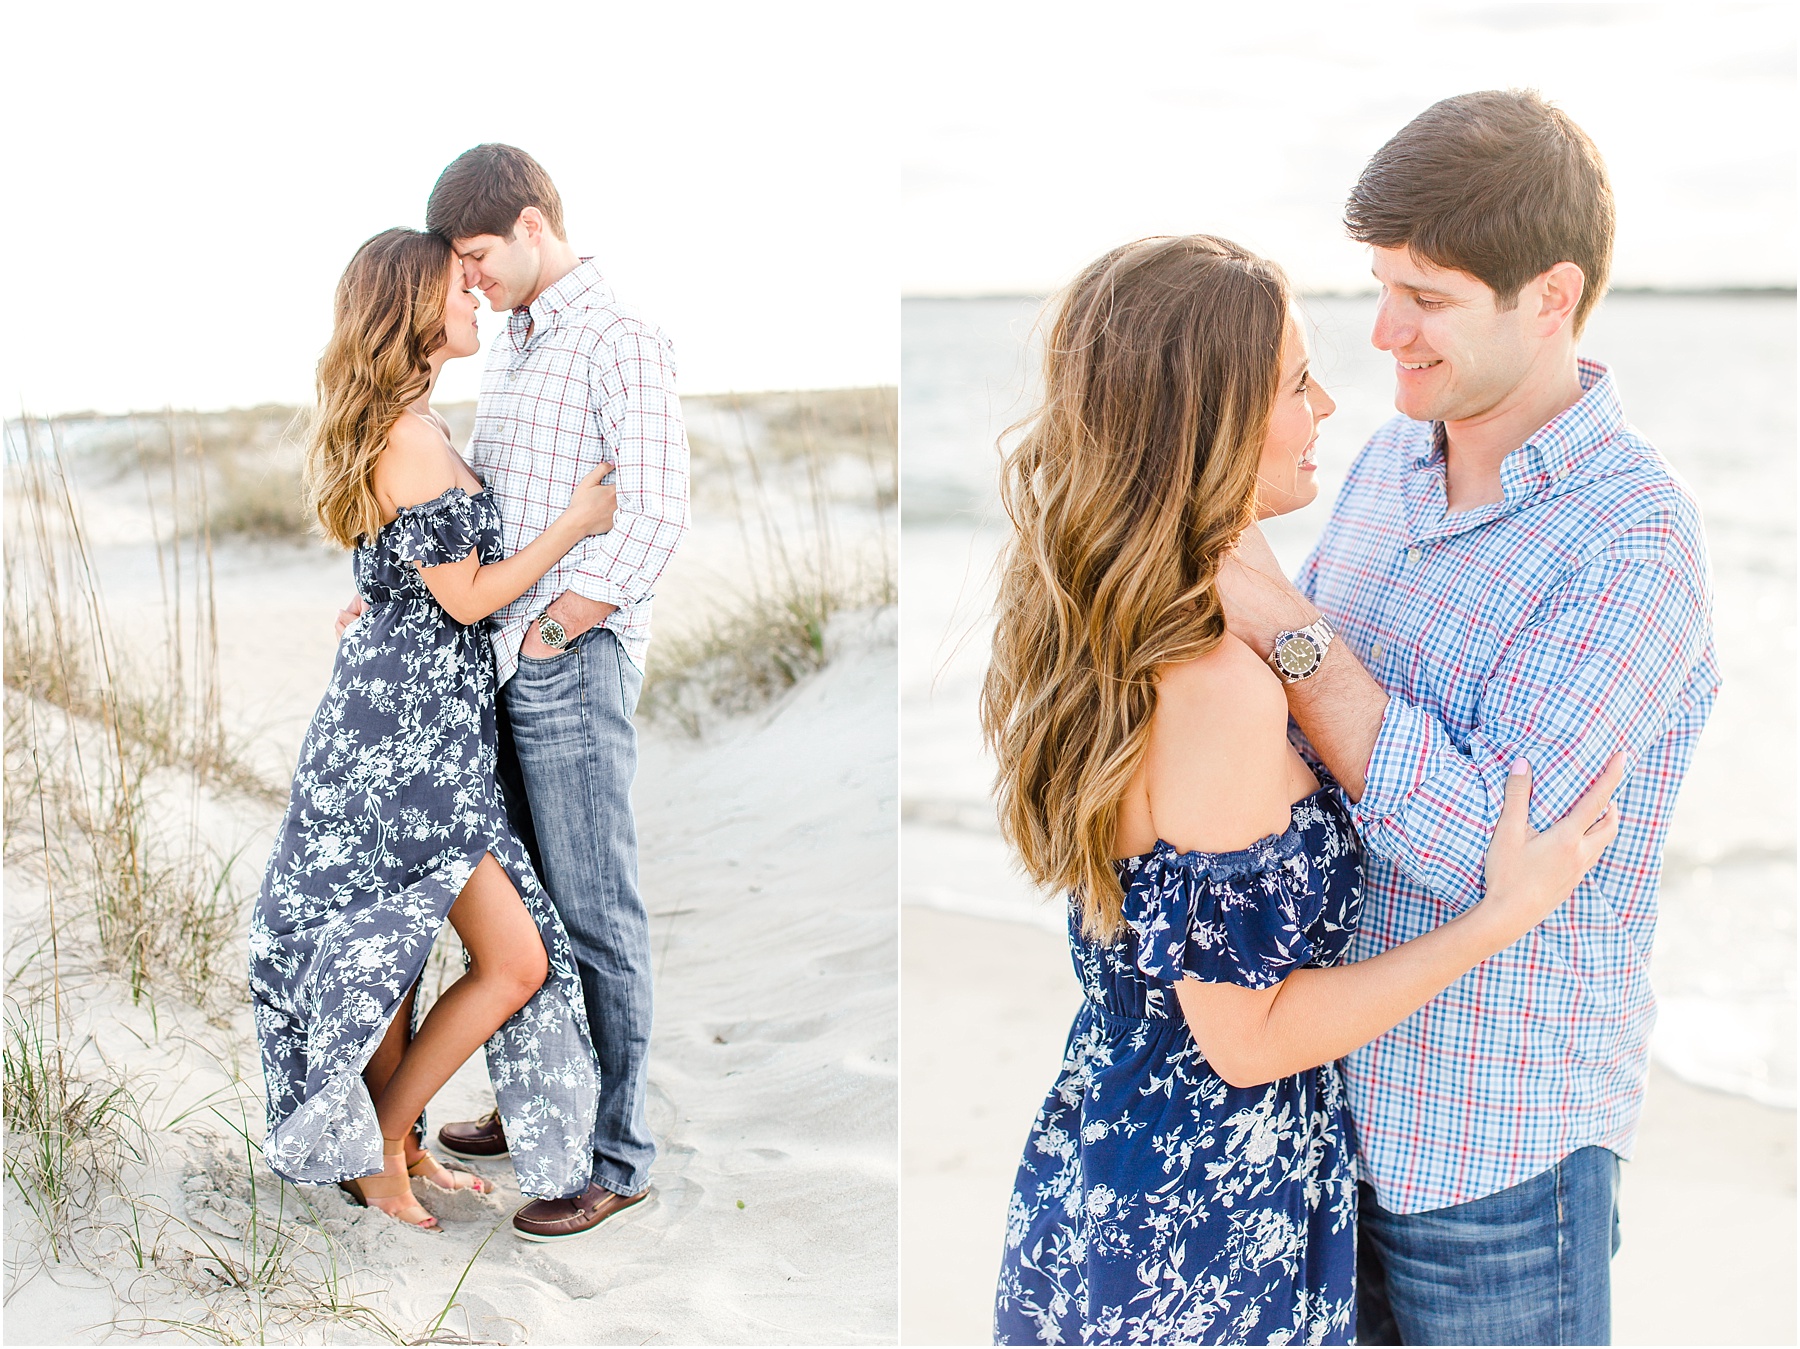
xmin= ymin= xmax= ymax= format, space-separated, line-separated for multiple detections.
xmin=426 ymin=143 xmax=567 ymax=243
xmin=1346 ymin=90 xmax=1614 ymax=332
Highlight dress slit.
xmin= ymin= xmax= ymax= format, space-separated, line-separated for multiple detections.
xmin=250 ymin=487 xmax=602 ymax=1200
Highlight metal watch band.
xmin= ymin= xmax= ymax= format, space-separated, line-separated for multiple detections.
xmin=1268 ymin=615 xmax=1334 ymax=683
xmin=536 ymin=613 xmax=569 ymax=650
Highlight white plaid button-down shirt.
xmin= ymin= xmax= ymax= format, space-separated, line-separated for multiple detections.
xmin=470 ymin=259 xmax=690 ymax=684
xmin=1299 ymin=359 xmax=1719 ymax=1214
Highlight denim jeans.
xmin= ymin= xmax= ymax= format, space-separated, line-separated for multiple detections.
xmin=1356 ymin=1146 xmax=1621 ymax=1346
xmin=496 ymin=626 xmax=655 ymax=1197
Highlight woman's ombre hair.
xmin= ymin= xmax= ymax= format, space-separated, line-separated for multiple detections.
xmin=305 ymin=228 xmax=454 ymax=549
xmin=979 ymin=235 xmax=1291 ymax=943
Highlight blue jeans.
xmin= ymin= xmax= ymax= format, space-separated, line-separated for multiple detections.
xmin=1356 ymin=1146 xmax=1621 ymax=1346
xmin=497 ymin=627 xmax=655 ymax=1197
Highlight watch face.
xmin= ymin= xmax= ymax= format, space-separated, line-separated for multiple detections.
xmin=539 ymin=617 xmax=567 ymax=648
xmin=1275 ymin=634 xmax=1319 ymax=676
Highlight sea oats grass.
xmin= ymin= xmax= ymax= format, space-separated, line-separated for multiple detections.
xmin=643 ymin=387 xmax=896 ymax=733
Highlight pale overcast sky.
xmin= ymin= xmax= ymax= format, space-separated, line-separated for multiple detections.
xmin=7 ymin=3 xmax=1791 ymax=415
xmin=4 ymin=2 xmax=895 ymax=416
xmin=904 ymin=1 xmax=1795 ymax=295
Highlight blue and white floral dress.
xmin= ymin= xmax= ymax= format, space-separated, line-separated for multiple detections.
xmin=995 ymin=783 xmax=1364 ymax=1346
xmin=249 ymin=488 xmax=602 ymax=1200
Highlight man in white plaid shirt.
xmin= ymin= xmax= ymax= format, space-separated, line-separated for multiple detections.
xmin=1219 ymin=94 xmax=1716 ymax=1344
xmin=421 ymin=145 xmax=689 ymax=1242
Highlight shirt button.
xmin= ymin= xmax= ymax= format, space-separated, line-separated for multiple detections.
xmin=1406 ymin=547 xmax=1422 ymax=565
xmin=1371 ymin=641 xmax=1385 ymax=660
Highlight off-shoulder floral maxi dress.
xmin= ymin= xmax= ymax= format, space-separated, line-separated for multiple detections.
xmin=995 ymin=783 xmax=1365 ymax=1346
xmin=249 ymin=488 xmax=602 ymax=1200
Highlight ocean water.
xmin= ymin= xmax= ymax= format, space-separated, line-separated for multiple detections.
xmin=901 ymin=292 xmax=1796 ymax=1107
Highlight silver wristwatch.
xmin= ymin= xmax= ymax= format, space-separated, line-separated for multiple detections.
xmin=1267 ymin=616 xmax=1334 ymax=683
xmin=536 ymin=612 xmax=570 ymax=651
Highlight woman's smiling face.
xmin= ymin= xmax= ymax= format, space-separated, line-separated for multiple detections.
xmin=1255 ymin=311 xmax=1335 ymax=519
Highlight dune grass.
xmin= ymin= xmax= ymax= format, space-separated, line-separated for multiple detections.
xmin=26 ymin=389 xmax=902 ymax=737
xmin=61 ymin=402 xmax=476 ymax=546
xmin=1 ymin=994 xmax=147 ymax=1263
xmin=640 ymin=570 xmax=895 ymax=735
xmin=84 ymin=405 xmax=314 ymax=542
xmin=3 ymin=415 xmax=264 ymax=1292
xmin=4 ymin=416 xmax=282 ymax=803
xmin=3 ymin=417 xmax=263 ymax=1010
xmin=101 ymin=1113 xmax=505 ymax=1345
xmin=643 ymin=387 xmax=897 ymax=733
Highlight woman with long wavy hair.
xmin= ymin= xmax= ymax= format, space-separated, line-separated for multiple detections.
xmin=984 ymin=235 xmax=1625 ymax=1343
xmin=250 ymin=228 xmax=617 ymax=1229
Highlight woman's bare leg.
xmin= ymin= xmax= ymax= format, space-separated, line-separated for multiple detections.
xmin=362 ymin=987 xmax=478 ymax=1185
xmin=362 ymin=985 xmax=415 ymax=1124
xmin=349 ymin=855 xmax=545 ymax=1223
xmin=371 ymin=853 xmax=548 ymax=1147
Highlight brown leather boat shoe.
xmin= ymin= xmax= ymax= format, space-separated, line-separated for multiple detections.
xmin=436 ymin=1108 xmax=509 ymax=1160
xmin=511 ymin=1182 xmax=650 ymax=1243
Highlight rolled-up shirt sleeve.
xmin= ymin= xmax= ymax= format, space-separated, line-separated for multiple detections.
xmin=564 ymin=325 xmax=691 ymax=608
xmin=1351 ymin=534 xmax=1712 ymax=913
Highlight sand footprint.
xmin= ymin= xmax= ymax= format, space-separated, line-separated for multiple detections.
xmin=706 ymin=1012 xmax=835 ymax=1045
xmin=715 ymin=1145 xmax=790 ymax=1176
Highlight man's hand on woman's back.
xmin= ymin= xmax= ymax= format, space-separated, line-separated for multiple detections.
xmin=336 ymin=595 xmax=366 ymax=638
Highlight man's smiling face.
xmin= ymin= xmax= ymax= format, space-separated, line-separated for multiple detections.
xmin=1369 ymin=245 xmax=1538 ymax=425
xmin=455 ymin=221 xmax=542 ymax=313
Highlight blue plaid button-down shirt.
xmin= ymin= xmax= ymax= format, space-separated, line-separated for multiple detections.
xmin=1298 ymin=358 xmax=1719 ymax=1214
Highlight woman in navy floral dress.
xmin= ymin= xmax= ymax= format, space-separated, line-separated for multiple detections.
xmin=250 ymin=229 xmax=617 ymax=1229
xmin=981 ymin=236 xmax=1626 ymax=1344
xmin=997 ymin=789 xmax=1364 ymax=1344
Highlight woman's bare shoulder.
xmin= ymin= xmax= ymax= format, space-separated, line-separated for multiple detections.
xmin=1156 ymin=634 xmax=1285 ymax=719
xmin=1145 ymin=635 xmax=1296 ymax=853
xmin=374 ymin=415 xmax=458 ymax=512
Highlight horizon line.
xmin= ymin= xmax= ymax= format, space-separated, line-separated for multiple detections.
xmin=2 ymin=384 xmax=901 ymax=426
xmin=903 ymin=284 xmax=1799 ymax=301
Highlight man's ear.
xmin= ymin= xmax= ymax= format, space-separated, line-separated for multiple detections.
xmin=1535 ymin=262 xmax=1585 ymax=336
xmin=517 ymin=207 xmax=545 ymax=245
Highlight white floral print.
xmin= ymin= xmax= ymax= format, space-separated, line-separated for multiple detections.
xmin=995 ymin=786 xmax=1364 ymax=1346
xmin=250 ymin=489 xmax=602 ymax=1199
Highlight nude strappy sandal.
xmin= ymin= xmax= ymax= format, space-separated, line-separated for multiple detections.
xmin=407 ymin=1149 xmax=492 ymax=1195
xmin=339 ymin=1137 xmax=442 ymax=1231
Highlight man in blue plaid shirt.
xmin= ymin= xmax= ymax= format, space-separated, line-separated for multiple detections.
xmin=1219 ymin=91 xmax=1718 ymax=1345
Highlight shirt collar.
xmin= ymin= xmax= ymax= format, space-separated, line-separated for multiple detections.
xmin=1507 ymin=357 xmax=1623 ymax=499
xmin=508 ymin=258 xmax=611 ymax=343
xmin=1404 ymin=357 xmax=1622 ymax=541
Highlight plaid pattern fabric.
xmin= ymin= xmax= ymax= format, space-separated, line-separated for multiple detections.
xmin=470 ymin=259 xmax=690 ymax=683
xmin=1298 ymin=359 xmax=1719 ymax=1214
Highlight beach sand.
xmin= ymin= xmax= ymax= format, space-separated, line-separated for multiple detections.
xmin=900 ymin=903 xmax=1796 ymax=1346
xmin=4 ymin=433 xmax=897 ymax=1341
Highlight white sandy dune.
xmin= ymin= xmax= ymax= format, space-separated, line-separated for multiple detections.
xmin=4 ymin=500 xmax=897 ymax=1341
